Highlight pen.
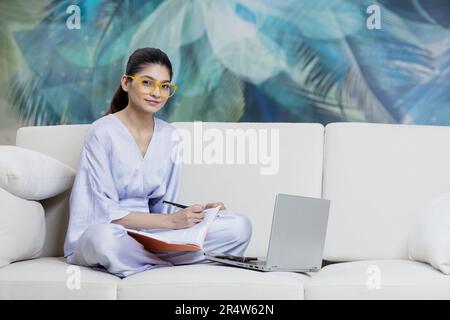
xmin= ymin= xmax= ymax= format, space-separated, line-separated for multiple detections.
xmin=162 ymin=200 xmax=188 ymax=209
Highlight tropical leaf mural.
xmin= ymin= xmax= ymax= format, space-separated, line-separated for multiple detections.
xmin=1 ymin=0 xmax=449 ymax=126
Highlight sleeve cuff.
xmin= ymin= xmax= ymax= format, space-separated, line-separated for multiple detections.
xmin=107 ymin=206 xmax=131 ymax=223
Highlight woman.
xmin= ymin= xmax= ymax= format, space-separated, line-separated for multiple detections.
xmin=64 ymin=48 xmax=252 ymax=277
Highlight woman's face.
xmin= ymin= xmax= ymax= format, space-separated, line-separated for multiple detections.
xmin=121 ymin=63 xmax=172 ymax=114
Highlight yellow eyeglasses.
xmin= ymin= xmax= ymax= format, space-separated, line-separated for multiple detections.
xmin=126 ymin=75 xmax=177 ymax=98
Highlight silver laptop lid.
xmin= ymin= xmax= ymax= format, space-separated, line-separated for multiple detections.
xmin=265 ymin=194 xmax=330 ymax=271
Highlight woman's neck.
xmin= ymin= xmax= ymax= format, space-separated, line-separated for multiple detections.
xmin=122 ymin=105 xmax=155 ymax=134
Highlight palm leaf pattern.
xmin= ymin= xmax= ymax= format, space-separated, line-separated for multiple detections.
xmin=3 ymin=0 xmax=450 ymax=125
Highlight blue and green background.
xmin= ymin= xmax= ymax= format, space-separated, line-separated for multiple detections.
xmin=1 ymin=0 xmax=449 ymax=134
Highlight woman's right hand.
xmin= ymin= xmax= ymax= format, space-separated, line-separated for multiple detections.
xmin=168 ymin=204 xmax=205 ymax=229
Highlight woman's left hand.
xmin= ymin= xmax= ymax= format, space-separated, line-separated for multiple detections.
xmin=205 ymin=202 xmax=226 ymax=210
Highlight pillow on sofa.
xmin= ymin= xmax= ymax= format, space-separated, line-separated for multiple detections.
xmin=0 ymin=146 xmax=76 ymax=200
xmin=408 ymin=192 xmax=450 ymax=274
xmin=0 ymin=187 xmax=46 ymax=268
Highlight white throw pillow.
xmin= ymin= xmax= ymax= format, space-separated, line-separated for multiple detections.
xmin=0 ymin=145 xmax=76 ymax=200
xmin=0 ymin=187 xmax=46 ymax=267
xmin=408 ymin=192 xmax=450 ymax=274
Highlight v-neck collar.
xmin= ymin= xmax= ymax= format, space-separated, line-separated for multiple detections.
xmin=110 ymin=113 xmax=157 ymax=160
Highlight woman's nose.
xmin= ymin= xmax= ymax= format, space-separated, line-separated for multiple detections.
xmin=151 ymin=86 xmax=161 ymax=98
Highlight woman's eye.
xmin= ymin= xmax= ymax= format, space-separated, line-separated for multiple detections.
xmin=162 ymin=84 xmax=170 ymax=90
xmin=142 ymin=80 xmax=152 ymax=86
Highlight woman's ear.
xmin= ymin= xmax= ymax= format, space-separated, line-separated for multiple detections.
xmin=120 ymin=75 xmax=129 ymax=92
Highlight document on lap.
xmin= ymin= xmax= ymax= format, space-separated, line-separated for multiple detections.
xmin=126 ymin=206 xmax=220 ymax=252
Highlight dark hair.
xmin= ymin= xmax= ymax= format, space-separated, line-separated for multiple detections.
xmin=107 ymin=48 xmax=173 ymax=114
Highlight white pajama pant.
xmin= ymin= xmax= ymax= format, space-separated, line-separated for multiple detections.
xmin=66 ymin=211 xmax=252 ymax=277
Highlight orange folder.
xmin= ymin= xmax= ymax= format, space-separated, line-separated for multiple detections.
xmin=126 ymin=206 xmax=220 ymax=252
xmin=127 ymin=229 xmax=201 ymax=252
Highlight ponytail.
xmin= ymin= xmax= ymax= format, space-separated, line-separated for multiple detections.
xmin=108 ymin=84 xmax=128 ymax=114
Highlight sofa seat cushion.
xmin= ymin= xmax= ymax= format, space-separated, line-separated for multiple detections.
xmin=305 ymin=260 xmax=450 ymax=300
xmin=0 ymin=257 xmax=120 ymax=299
xmin=118 ymin=264 xmax=309 ymax=300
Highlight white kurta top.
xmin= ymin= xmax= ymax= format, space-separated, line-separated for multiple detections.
xmin=64 ymin=114 xmax=182 ymax=257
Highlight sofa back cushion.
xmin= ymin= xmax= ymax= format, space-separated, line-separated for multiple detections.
xmin=16 ymin=124 xmax=90 ymax=257
xmin=16 ymin=121 xmax=325 ymax=257
xmin=323 ymin=123 xmax=450 ymax=261
xmin=174 ymin=122 xmax=324 ymax=256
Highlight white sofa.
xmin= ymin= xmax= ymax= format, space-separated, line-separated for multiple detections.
xmin=1 ymin=121 xmax=450 ymax=300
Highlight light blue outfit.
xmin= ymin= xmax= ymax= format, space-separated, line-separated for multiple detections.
xmin=64 ymin=114 xmax=252 ymax=278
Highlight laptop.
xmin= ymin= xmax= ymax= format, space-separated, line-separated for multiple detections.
xmin=205 ymin=193 xmax=330 ymax=272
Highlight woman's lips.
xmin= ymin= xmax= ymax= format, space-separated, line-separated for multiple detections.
xmin=144 ymin=99 xmax=160 ymax=106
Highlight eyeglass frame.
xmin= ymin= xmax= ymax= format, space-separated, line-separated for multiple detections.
xmin=125 ymin=75 xmax=177 ymax=98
